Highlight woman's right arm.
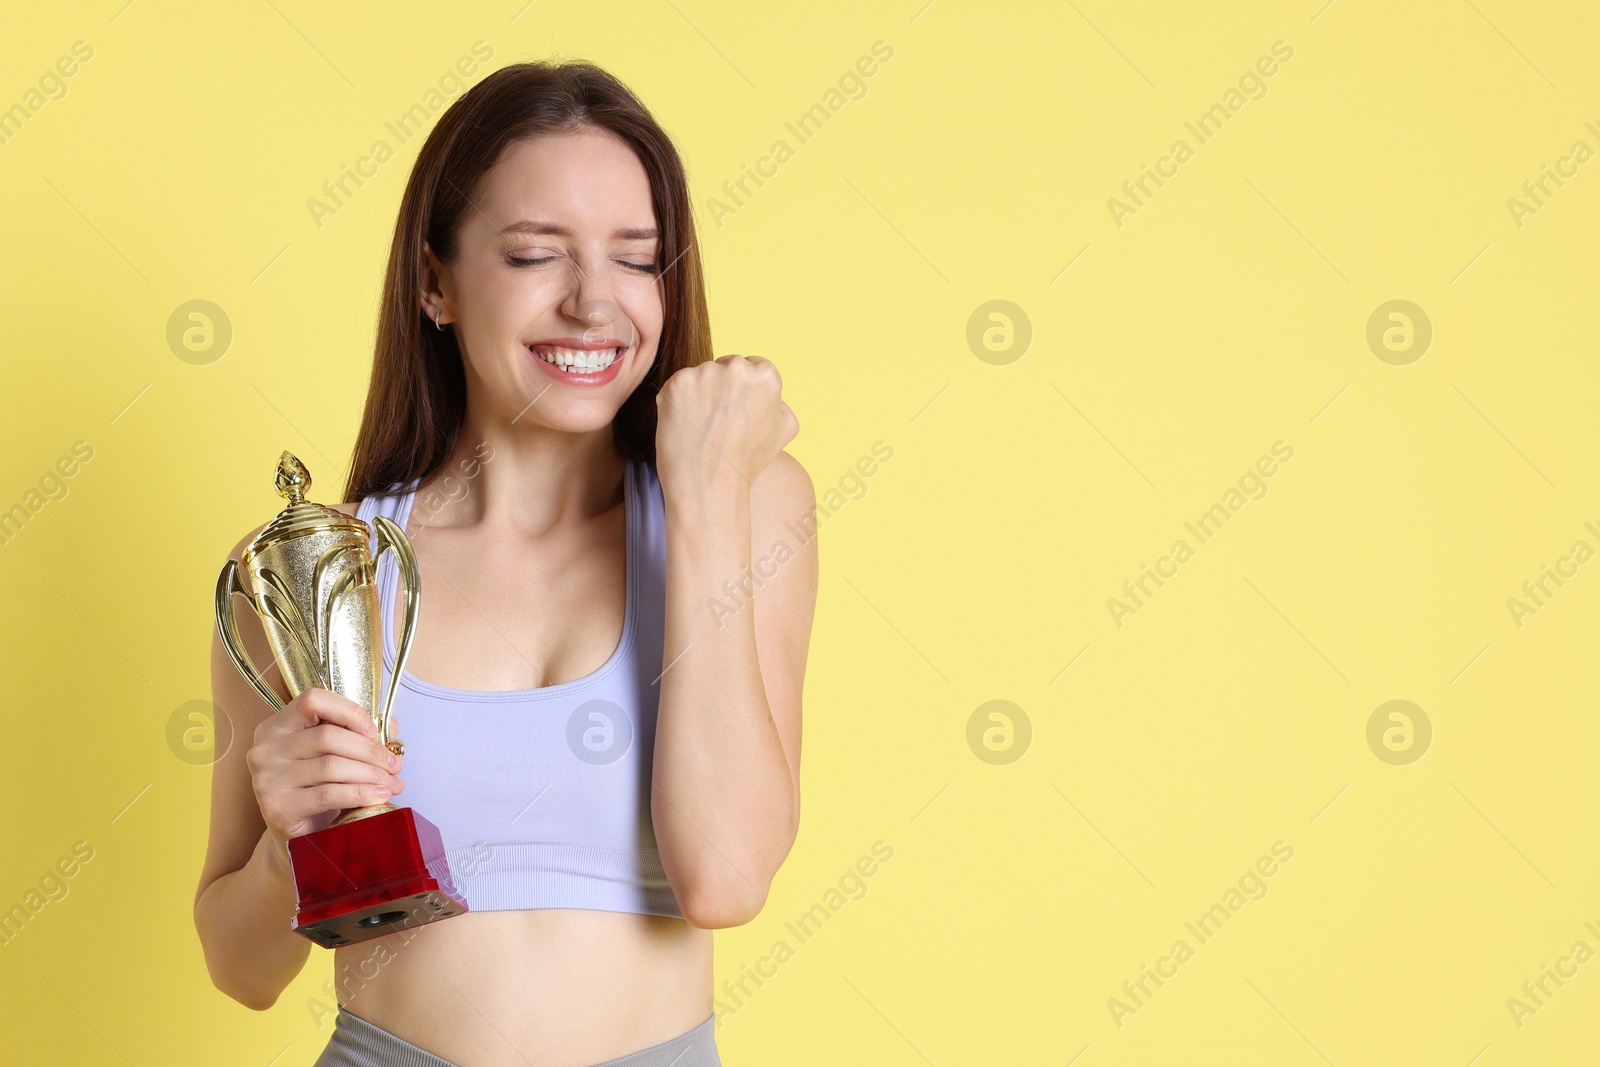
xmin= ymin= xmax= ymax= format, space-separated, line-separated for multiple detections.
xmin=193 ymin=522 xmax=404 ymax=1010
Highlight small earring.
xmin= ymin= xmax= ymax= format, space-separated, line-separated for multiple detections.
xmin=433 ymin=306 xmax=443 ymax=330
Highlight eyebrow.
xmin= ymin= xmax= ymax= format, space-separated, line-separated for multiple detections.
xmin=501 ymin=220 xmax=660 ymax=240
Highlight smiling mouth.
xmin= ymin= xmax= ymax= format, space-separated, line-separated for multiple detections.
xmin=527 ymin=344 xmax=627 ymax=373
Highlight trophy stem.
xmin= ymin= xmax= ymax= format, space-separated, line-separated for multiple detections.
xmin=332 ymin=802 xmax=398 ymax=827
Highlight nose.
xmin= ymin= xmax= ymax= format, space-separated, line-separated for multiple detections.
xmin=559 ymin=258 xmax=610 ymax=325
xmin=558 ymin=261 xmax=633 ymax=347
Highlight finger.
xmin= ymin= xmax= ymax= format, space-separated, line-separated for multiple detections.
xmin=288 ymin=781 xmax=398 ymax=823
xmin=744 ymin=355 xmax=780 ymax=388
xmin=286 ymin=722 xmax=401 ymax=772
xmin=286 ymin=752 xmax=401 ymax=793
xmin=283 ymin=688 xmax=377 ymax=738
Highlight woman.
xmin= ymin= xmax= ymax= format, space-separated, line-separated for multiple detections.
xmin=194 ymin=60 xmax=817 ymax=1067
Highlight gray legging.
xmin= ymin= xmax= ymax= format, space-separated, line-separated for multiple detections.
xmin=312 ymin=1007 xmax=722 ymax=1067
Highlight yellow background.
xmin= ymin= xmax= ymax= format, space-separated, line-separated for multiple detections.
xmin=2 ymin=0 xmax=1597 ymax=1063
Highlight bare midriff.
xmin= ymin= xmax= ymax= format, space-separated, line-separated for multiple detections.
xmin=330 ymin=908 xmax=713 ymax=1067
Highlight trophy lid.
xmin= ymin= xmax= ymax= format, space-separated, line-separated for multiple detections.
xmin=243 ymin=451 xmax=368 ymax=558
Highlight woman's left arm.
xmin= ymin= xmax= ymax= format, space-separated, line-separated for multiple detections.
xmin=651 ymin=353 xmax=816 ymax=928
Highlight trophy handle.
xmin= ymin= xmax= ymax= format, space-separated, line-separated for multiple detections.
xmin=371 ymin=515 xmax=419 ymax=756
xmin=215 ymin=560 xmax=287 ymax=712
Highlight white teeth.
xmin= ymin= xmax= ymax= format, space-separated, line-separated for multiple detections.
xmin=533 ymin=346 xmax=620 ymax=372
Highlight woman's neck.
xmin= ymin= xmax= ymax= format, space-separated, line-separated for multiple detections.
xmin=419 ymin=408 xmax=625 ymax=535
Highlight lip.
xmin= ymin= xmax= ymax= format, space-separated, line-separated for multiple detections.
xmin=530 ymin=336 xmax=627 ymax=350
xmin=526 ymin=342 xmax=628 ymax=386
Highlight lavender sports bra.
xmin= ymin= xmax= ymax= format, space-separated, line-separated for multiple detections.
xmin=356 ymin=456 xmax=681 ymax=919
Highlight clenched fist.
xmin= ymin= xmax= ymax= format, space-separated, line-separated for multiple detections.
xmin=655 ymin=354 xmax=798 ymax=495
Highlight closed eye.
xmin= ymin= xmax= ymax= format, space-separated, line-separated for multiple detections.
xmin=506 ymin=254 xmax=660 ymax=275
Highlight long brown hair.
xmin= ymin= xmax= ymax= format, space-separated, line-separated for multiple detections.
xmin=342 ymin=60 xmax=712 ymax=503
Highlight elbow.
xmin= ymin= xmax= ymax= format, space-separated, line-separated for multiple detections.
xmin=677 ymin=878 xmax=769 ymax=929
xmin=224 ymin=983 xmax=282 ymax=1013
xmin=193 ymin=905 xmax=284 ymax=1012
xmin=199 ymin=948 xmax=284 ymax=1011
xmin=240 ymin=989 xmax=282 ymax=1012
xmin=202 ymin=950 xmax=284 ymax=1011
xmin=661 ymin=804 xmax=798 ymax=929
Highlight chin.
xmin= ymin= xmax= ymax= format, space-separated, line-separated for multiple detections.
xmin=512 ymin=402 xmax=627 ymax=435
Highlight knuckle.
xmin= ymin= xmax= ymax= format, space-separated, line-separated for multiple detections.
xmin=307 ymin=687 xmax=347 ymax=716
xmin=316 ymin=752 xmax=342 ymax=778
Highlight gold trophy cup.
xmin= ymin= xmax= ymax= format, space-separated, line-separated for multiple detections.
xmin=215 ymin=451 xmax=467 ymax=947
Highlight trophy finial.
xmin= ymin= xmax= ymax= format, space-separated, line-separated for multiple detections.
xmin=275 ymin=451 xmax=311 ymax=504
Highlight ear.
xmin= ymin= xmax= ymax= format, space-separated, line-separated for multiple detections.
xmin=420 ymin=240 xmax=452 ymax=326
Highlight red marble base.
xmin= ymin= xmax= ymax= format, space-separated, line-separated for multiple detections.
xmin=285 ymin=806 xmax=468 ymax=948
